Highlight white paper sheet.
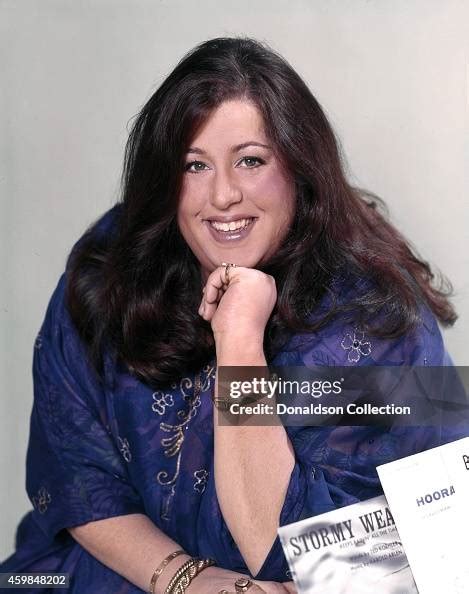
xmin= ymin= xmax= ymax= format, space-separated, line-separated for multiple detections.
xmin=377 ymin=437 xmax=469 ymax=594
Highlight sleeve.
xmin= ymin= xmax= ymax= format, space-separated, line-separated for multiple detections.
xmin=254 ymin=307 xmax=469 ymax=581
xmin=26 ymin=274 xmax=144 ymax=539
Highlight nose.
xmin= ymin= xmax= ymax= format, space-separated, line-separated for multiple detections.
xmin=209 ymin=167 xmax=243 ymax=210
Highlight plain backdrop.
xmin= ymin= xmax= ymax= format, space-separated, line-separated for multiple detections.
xmin=1 ymin=0 xmax=468 ymax=558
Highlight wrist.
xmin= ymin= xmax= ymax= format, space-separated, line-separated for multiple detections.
xmin=157 ymin=556 xmax=215 ymax=594
xmin=216 ymin=342 xmax=266 ymax=366
xmin=215 ymin=332 xmax=265 ymax=366
xmin=153 ymin=554 xmax=191 ymax=594
xmin=184 ymin=566 xmax=218 ymax=593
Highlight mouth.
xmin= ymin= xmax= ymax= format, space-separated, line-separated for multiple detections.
xmin=204 ymin=217 xmax=257 ymax=242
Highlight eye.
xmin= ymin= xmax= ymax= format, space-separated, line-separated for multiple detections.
xmin=237 ymin=156 xmax=265 ymax=168
xmin=184 ymin=160 xmax=209 ymax=173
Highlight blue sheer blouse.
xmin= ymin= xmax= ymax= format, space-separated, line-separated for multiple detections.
xmin=1 ymin=207 xmax=466 ymax=592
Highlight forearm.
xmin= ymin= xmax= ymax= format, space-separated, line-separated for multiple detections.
xmin=68 ymin=513 xmax=190 ymax=593
xmin=214 ymin=342 xmax=295 ymax=576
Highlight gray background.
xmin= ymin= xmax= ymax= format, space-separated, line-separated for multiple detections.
xmin=1 ymin=0 xmax=468 ymax=558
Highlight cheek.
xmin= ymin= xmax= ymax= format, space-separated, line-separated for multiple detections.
xmin=177 ymin=186 xmax=201 ymax=230
xmin=255 ymin=171 xmax=295 ymax=223
xmin=178 ymin=178 xmax=205 ymax=214
xmin=176 ymin=200 xmax=196 ymax=246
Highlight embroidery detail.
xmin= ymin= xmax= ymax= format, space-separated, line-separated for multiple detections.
xmin=157 ymin=364 xmax=215 ymax=520
xmin=32 ymin=487 xmax=51 ymax=514
xmin=193 ymin=469 xmax=209 ymax=493
xmin=341 ymin=328 xmax=372 ymax=363
xmin=152 ymin=392 xmax=174 ymax=416
xmin=118 ymin=436 xmax=132 ymax=462
xmin=34 ymin=334 xmax=42 ymax=350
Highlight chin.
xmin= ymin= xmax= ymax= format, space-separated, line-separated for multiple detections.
xmin=200 ymin=248 xmax=266 ymax=272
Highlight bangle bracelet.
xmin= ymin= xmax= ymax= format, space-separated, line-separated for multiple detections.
xmin=149 ymin=550 xmax=185 ymax=594
xmin=212 ymin=396 xmax=231 ymax=411
xmin=167 ymin=557 xmax=215 ymax=594
xmin=164 ymin=559 xmax=197 ymax=594
xmin=164 ymin=557 xmax=215 ymax=594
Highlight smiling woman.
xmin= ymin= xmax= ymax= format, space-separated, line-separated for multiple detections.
xmin=1 ymin=37 xmax=466 ymax=594
xmin=178 ymin=100 xmax=295 ymax=276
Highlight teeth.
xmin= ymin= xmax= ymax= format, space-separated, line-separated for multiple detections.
xmin=210 ymin=218 xmax=253 ymax=232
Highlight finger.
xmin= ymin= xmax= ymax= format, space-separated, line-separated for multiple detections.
xmin=253 ymin=580 xmax=282 ymax=593
xmin=200 ymin=265 xmax=244 ymax=321
xmin=205 ymin=267 xmax=228 ymax=303
xmin=198 ymin=292 xmax=217 ymax=319
xmin=281 ymin=583 xmax=297 ymax=594
xmin=218 ymin=586 xmax=266 ymax=594
xmin=204 ymin=286 xmax=224 ymax=305
xmin=201 ymin=293 xmax=218 ymax=321
xmin=201 ymin=267 xmax=231 ymax=320
xmin=198 ymin=278 xmax=221 ymax=319
xmin=198 ymin=296 xmax=206 ymax=318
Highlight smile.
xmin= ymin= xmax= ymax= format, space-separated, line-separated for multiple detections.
xmin=209 ymin=218 xmax=254 ymax=232
xmin=204 ymin=217 xmax=257 ymax=243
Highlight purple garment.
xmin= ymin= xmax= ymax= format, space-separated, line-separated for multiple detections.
xmin=1 ymin=207 xmax=466 ymax=592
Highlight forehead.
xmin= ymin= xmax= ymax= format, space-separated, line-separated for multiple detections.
xmin=189 ymin=99 xmax=267 ymax=148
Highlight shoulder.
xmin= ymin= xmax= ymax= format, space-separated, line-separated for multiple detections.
xmin=67 ymin=203 xmax=123 ymax=259
xmin=93 ymin=203 xmax=123 ymax=237
xmin=37 ymin=205 xmax=124 ymax=384
xmin=33 ymin=271 xmax=107 ymax=418
xmin=273 ymin=286 xmax=450 ymax=367
xmin=47 ymin=203 xmax=124 ymax=345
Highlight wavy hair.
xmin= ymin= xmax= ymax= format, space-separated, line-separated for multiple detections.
xmin=66 ymin=37 xmax=456 ymax=386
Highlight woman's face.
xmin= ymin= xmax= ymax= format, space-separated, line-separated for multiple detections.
xmin=177 ymin=99 xmax=296 ymax=278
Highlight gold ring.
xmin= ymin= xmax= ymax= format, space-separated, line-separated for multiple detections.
xmin=235 ymin=577 xmax=253 ymax=592
xmin=221 ymin=262 xmax=236 ymax=285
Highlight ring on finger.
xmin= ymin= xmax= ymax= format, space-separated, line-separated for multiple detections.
xmin=221 ymin=262 xmax=237 ymax=285
xmin=235 ymin=577 xmax=253 ymax=592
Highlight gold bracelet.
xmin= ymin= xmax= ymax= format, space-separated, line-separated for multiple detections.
xmin=149 ymin=550 xmax=185 ymax=594
xmin=168 ymin=557 xmax=215 ymax=594
xmin=164 ymin=557 xmax=215 ymax=594
xmin=163 ymin=559 xmax=197 ymax=594
xmin=212 ymin=396 xmax=231 ymax=411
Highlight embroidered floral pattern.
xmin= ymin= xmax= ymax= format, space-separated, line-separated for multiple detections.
xmin=117 ymin=437 xmax=132 ymax=462
xmin=32 ymin=487 xmax=51 ymax=514
xmin=341 ymin=328 xmax=372 ymax=363
xmin=157 ymin=364 xmax=215 ymax=520
xmin=157 ymin=377 xmax=201 ymax=487
xmin=193 ymin=469 xmax=209 ymax=493
xmin=152 ymin=392 xmax=174 ymax=416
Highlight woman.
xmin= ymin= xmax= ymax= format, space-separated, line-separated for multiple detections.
xmin=1 ymin=37 xmax=465 ymax=593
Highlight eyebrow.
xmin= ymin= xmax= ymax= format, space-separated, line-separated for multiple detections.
xmin=186 ymin=141 xmax=272 ymax=154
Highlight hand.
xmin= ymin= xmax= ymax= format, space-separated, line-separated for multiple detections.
xmin=198 ymin=265 xmax=277 ymax=347
xmin=185 ymin=565 xmax=296 ymax=594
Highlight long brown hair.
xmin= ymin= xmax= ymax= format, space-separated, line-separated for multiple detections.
xmin=66 ymin=37 xmax=456 ymax=386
